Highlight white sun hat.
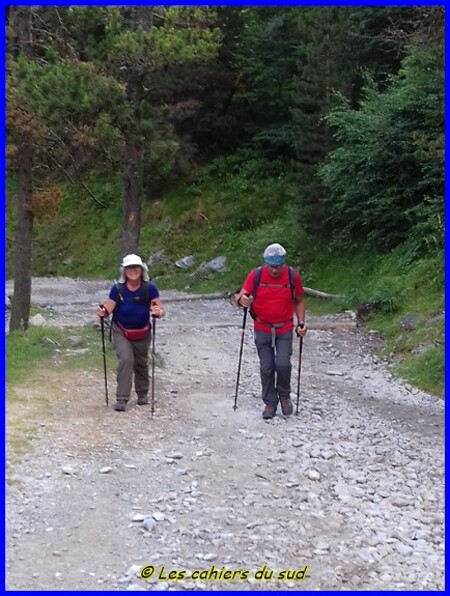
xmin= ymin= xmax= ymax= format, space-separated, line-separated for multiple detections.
xmin=118 ymin=253 xmax=149 ymax=282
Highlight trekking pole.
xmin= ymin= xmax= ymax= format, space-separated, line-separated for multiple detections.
xmin=100 ymin=316 xmax=109 ymax=406
xmin=151 ymin=314 xmax=156 ymax=417
xmin=233 ymin=307 xmax=248 ymax=411
xmin=295 ymin=323 xmax=305 ymax=416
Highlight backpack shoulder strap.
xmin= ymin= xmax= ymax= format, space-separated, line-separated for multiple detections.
xmin=288 ymin=266 xmax=295 ymax=300
xmin=111 ymin=281 xmax=125 ymax=319
xmin=252 ymin=266 xmax=262 ymax=298
xmin=116 ymin=282 xmax=125 ymax=302
xmin=115 ymin=281 xmax=153 ymax=305
xmin=141 ymin=280 xmax=155 ymax=304
xmin=109 ymin=281 xmax=124 ymax=341
xmin=254 ymin=265 xmax=295 ymax=298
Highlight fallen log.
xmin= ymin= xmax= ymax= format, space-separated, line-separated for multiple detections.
xmin=164 ymin=292 xmax=229 ymax=303
xmin=303 ymin=287 xmax=346 ymax=300
xmin=166 ymin=288 xmax=346 ymax=302
xmin=307 ymin=321 xmax=357 ymax=331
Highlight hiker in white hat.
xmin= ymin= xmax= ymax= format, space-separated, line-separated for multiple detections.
xmin=96 ymin=254 xmax=165 ymax=412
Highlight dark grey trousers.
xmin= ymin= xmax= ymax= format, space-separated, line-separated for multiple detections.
xmin=112 ymin=325 xmax=151 ymax=400
xmin=254 ymin=329 xmax=293 ymax=406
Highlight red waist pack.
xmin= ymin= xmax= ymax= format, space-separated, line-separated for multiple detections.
xmin=116 ymin=321 xmax=150 ymax=341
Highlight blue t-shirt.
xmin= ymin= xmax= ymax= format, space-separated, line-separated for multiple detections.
xmin=109 ymin=282 xmax=159 ymax=329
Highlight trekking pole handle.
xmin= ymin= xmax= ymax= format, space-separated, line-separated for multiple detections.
xmin=150 ymin=300 xmax=163 ymax=318
xmin=239 ymin=294 xmax=254 ymax=308
xmin=97 ymin=304 xmax=109 ymax=317
xmin=295 ymin=321 xmax=305 ymax=337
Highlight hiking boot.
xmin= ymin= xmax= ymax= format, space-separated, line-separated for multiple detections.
xmin=262 ymin=404 xmax=277 ymax=419
xmin=114 ymin=399 xmax=127 ymax=412
xmin=280 ymin=398 xmax=293 ymax=416
xmin=137 ymin=393 xmax=149 ymax=405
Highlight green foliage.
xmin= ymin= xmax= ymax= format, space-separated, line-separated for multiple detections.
xmin=7 ymin=54 xmax=127 ymax=178
xmin=190 ymin=152 xmax=295 ymax=231
xmin=102 ymin=7 xmax=222 ymax=75
xmin=11 ymin=57 xmax=126 ymax=127
xmin=231 ymin=8 xmax=303 ymax=157
xmin=228 ymin=6 xmax=416 ymax=240
xmin=319 ymin=44 xmax=443 ymax=253
xmin=20 ymin=176 xmax=123 ymax=277
xmin=144 ymin=137 xmax=180 ymax=182
xmin=60 ymin=175 xmax=123 ymax=211
xmin=364 ymin=285 xmax=402 ymax=315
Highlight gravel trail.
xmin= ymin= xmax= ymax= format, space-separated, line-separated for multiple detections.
xmin=5 ymin=278 xmax=444 ymax=591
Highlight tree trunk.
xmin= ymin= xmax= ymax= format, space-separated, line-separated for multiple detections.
xmin=119 ymin=6 xmax=149 ymax=259
xmin=120 ymin=133 xmax=143 ymax=257
xmin=9 ymin=132 xmax=34 ymax=331
xmin=9 ymin=6 xmax=34 ymax=332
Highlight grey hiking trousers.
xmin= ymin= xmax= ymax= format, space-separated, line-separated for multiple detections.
xmin=254 ymin=328 xmax=293 ymax=406
xmin=112 ymin=324 xmax=151 ymax=400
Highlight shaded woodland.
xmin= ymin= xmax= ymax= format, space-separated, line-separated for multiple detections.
xmin=6 ymin=6 xmax=443 ymax=330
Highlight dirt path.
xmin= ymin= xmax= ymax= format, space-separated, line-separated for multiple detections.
xmin=5 ymin=279 xmax=444 ymax=591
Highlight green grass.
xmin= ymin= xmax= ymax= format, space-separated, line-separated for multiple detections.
xmin=6 ymin=325 xmax=102 ymax=387
xmin=7 ymin=327 xmax=61 ymax=386
xmin=5 ymin=312 xmax=156 ymax=468
xmin=304 ymin=247 xmax=443 ymax=395
xmin=396 ymin=346 xmax=444 ymax=394
xmin=6 ymin=322 xmax=164 ymax=398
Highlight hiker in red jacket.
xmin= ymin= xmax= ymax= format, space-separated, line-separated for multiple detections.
xmin=235 ymin=243 xmax=307 ymax=419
